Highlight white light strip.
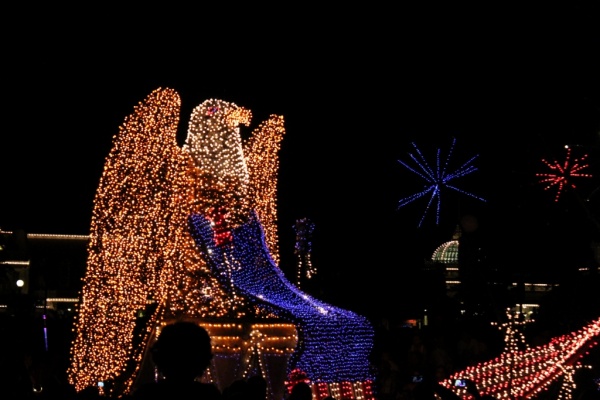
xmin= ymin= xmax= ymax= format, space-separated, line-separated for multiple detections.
xmin=0 ymin=260 xmax=30 ymax=266
xmin=1 ymin=230 xmax=89 ymax=241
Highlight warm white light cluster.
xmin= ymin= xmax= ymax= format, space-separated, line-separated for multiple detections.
xmin=183 ymin=99 xmax=252 ymax=225
xmin=242 ymin=115 xmax=286 ymax=264
xmin=69 ymin=88 xmax=187 ymax=394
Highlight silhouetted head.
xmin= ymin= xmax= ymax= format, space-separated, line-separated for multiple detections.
xmin=289 ymin=381 xmax=313 ymax=400
xmin=150 ymin=321 xmax=213 ymax=381
xmin=247 ymin=375 xmax=267 ymax=400
xmin=223 ymin=378 xmax=248 ymax=400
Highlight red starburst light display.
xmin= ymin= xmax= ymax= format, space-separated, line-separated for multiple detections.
xmin=535 ymin=146 xmax=593 ymax=202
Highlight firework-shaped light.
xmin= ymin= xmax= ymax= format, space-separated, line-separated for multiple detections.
xmin=535 ymin=145 xmax=593 ymax=202
xmin=397 ymin=137 xmax=486 ymax=227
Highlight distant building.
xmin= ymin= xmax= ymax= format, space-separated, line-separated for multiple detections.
xmin=430 ymin=225 xmax=461 ymax=299
xmin=427 ymin=225 xmax=561 ymax=321
xmin=0 ymin=230 xmax=88 ymax=314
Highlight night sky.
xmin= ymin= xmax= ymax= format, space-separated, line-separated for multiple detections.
xmin=2 ymin=4 xmax=600 ymax=316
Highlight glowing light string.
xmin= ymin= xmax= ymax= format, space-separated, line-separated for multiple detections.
xmin=441 ymin=310 xmax=600 ymax=399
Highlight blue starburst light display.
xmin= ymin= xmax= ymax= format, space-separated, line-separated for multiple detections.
xmin=397 ymin=137 xmax=486 ymax=227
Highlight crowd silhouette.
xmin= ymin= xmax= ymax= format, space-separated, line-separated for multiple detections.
xmin=1 ymin=312 xmax=599 ymax=399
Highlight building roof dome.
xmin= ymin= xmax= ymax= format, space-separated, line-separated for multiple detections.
xmin=431 ymin=225 xmax=461 ymax=264
xmin=431 ymin=240 xmax=459 ymax=264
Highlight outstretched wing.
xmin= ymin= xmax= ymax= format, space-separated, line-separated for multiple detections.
xmin=69 ymin=91 xmax=271 ymax=395
xmin=68 ymin=87 xmax=185 ymax=392
xmin=243 ymin=114 xmax=286 ymax=265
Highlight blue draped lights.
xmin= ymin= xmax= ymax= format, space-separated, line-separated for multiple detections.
xmin=189 ymin=212 xmax=375 ymax=399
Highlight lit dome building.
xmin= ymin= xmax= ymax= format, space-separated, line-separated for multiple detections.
xmin=430 ymin=226 xmax=461 ymax=298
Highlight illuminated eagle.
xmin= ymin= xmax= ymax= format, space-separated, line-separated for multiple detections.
xmin=67 ymin=88 xmax=375 ymax=399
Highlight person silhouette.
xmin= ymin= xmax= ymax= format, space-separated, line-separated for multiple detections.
xmin=246 ymin=375 xmax=268 ymax=400
xmin=222 ymin=378 xmax=248 ymax=400
xmin=132 ymin=321 xmax=222 ymax=399
xmin=288 ymin=381 xmax=313 ymax=400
